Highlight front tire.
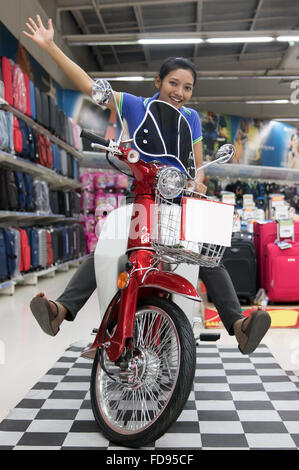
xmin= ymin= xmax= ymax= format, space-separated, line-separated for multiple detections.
xmin=90 ymin=296 xmax=196 ymax=448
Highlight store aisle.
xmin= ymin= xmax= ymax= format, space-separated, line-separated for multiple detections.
xmin=0 ymin=266 xmax=298 ymax=423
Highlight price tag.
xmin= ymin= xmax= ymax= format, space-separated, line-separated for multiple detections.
xmin=275 ymin=205 xmax=290 ymax=220
xmin=279 ymin=219 xmax=294 ymax=240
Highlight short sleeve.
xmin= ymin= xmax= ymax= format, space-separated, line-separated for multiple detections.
xmin=191 ymin=110 xmax=203 ymax=145
xmin=118 ymin=92 xmax=141 ymax=119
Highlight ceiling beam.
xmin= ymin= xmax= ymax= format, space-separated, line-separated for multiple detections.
xmin=133 ymin=4 xmax=151 ymax=66
xmin=239 ymin=0 xmax=264 ymax=60
xmin=91 ymin=0 xmax=121 ymax=66
xmin=71 ymin=9 xmax=105 ymax=69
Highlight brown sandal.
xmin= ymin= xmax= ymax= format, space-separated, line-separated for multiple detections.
xmin=30 ymin=297 xmax=62 ymax=336
xmin=238 ymin=309 xmax=271 ymax=354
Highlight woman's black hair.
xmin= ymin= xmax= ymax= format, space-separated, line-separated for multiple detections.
xmin=159 ymin=57 xmax=197 ymax=86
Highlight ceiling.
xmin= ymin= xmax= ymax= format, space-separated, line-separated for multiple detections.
xmin=47 ymin=0 xmax=299 ymax=124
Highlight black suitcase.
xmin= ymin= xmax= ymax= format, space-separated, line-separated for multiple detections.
xmin=222 ymin=232 xmax=257 ymax=304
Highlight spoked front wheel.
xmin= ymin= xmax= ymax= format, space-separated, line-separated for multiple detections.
xmin=90 ymin=296 xmax=196 ymax=448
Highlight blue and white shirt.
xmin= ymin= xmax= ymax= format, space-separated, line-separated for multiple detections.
xmin=118 ymin=91 xmax=202 ymax=170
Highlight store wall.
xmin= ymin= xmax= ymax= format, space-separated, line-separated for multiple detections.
xmin=199 ymin=110 xmax=299 ymax=169
xmin=0 ymin=0 xmax=97 ymax=90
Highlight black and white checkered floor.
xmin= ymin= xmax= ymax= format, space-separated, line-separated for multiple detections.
xmin=0 ymin=341 xmax=298 ymax=450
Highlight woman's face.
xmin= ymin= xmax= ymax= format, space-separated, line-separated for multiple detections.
xmin=155 ymin=68 xmax=194 ymax=109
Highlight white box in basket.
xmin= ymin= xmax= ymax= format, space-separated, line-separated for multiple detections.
xmin=181 ymin=197 xmax=234 ymax=247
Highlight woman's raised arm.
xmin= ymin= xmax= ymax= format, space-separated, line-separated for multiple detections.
xmin=23 ymin=15 xmax=119 ymax=111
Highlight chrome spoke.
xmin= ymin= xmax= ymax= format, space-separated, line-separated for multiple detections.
xmin=95 ymin=306 xmax=180 ymax=434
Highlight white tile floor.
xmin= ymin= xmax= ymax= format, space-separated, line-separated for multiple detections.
xmin=0 ymin=265 xmax=298 ymax=423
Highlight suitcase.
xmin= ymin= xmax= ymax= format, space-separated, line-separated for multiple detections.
xmin=23 ymin=173 xmax=35 ymax=212
xmin=50 ymin=227 xmax=61 ymax=264
xmin=0 ymin=169 xmax=18 ymax=211
xmin=4 ymin=228 xmax=18 ymax=278
xmin=23 ymin=72 xmax=31 ymax=117
xmin=10 ymin=228 xmax=21 ymax=278
xmin=0 ymin=229 xmax=8 ymax=281
xmin=14 ymin=171 xmax=26 ymax=211
xmin=254 ymin=221 xmax=299 ymax=289
xmin=17 ymin=228 xmax=31 ymax=273
xmin=265 ymin=241 xmax=299 ymax=302
xmin=61 ymin=226 xmax=69 ymax=261
xmin=46 ymin=230 xmax=53 ymax=267
xmin=33 ymin=180 xmax=50 ymax=213
xmin=26 ymin=227 xmax=40 ymax=270
xmin=37 ymin=229 xmax=47 ymax=269
xmin=222 ymin=232 xmax=257 ymax=304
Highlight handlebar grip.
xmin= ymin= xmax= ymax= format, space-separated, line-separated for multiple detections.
xmin=80 ymin=129 xmax=110 ymax=147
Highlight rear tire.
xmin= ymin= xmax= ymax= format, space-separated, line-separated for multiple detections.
xmin=90 ymin=296 xmax=196 ymax=448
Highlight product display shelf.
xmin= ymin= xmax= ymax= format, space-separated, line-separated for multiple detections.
xmin=0 ymin=150 xmax=81 ymax=190
xmin=206 ymin=162 xmax=299 ymax=183
xmin=0 ymin=97 xmax=83 ymax=162
xmin=0 ymin=255 xmax=88 ymax=295
xmin=0 ymin=211 xmax=82 ymax=225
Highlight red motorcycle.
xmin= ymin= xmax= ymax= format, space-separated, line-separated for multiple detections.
xmin=81 ymin=98 xmax=235 ymax=447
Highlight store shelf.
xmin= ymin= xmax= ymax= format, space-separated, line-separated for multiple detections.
xmin=0 ymin=150 xmax=81 ymax=190
xmin=0 ymin=211 xmax=81 ymax=225
xmin=0 ymin=98 xmax=83 ymax=161
xmin=0 ymin=255 xmax=87 ymax=295
xmin=205 ymin=162 xmax=299 ymax=183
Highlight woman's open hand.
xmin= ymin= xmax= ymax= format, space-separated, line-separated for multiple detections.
xmin=23 ymin=15 xmax=54 ymax=50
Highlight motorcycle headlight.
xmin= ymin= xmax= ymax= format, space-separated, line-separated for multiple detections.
xmin=157 ymin=167 xmax=187 ymax=199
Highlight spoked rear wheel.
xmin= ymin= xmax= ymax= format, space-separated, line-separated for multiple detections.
xmin=90 ymin=296 xmax=196 ymax=448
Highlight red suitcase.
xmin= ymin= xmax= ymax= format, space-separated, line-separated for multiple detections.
xmin=46 ymin=230 xmax=53 ymax=268
xmin=265 ymin=241 xmax=299 ymax=302
xmin=254 ymin=221 xmax=299 ymax=289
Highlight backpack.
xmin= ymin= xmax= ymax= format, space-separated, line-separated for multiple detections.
xmin=37 ymin=134 xmax=53 ymax=168
xmin=1 ymin=56 xmax=13 ymax=106
xmin=12 ymin=64 xmax=27 ymax=114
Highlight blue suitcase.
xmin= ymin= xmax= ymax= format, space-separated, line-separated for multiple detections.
xmin=61 ymin=226 xmax=69 ymax=261
xmin=26 ymin=227 xmax=39 ymax=269
xmin=23 ymin=174 xmax=35 ymax=212
xmin=4 ymin=228 xmax=17 ymax=278
xmin=0 ymin=229 xmax=8 ymax=282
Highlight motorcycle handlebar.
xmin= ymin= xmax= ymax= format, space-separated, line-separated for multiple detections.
xmin=80 ymin=129 xmax=110 ymax=148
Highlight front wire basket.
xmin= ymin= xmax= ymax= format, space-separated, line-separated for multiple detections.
xmin=151 ymin=189 xmax=227 ymax=267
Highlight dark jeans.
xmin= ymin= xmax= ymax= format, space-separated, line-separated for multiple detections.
xmin=57 ymin=252 xmax=243 ymax=335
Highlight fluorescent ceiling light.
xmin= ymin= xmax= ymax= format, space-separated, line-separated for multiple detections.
xmin=277 ymin=36 xmax=299 ymax=42
xmin=207 ymin=36 xmax=274 ymax=43
xmin=107 ymin=76 xmax=145 ymax=81
xmin=138 ymin=38 xmax=204 ymax=45
xmin=274 ymin=118 xmax=299 ymax=121
xmin=246 ymin=99 xmax=289 ymax=104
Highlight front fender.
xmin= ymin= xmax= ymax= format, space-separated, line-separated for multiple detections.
xmin=141 ymin=270 xmax=201 ymax=302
